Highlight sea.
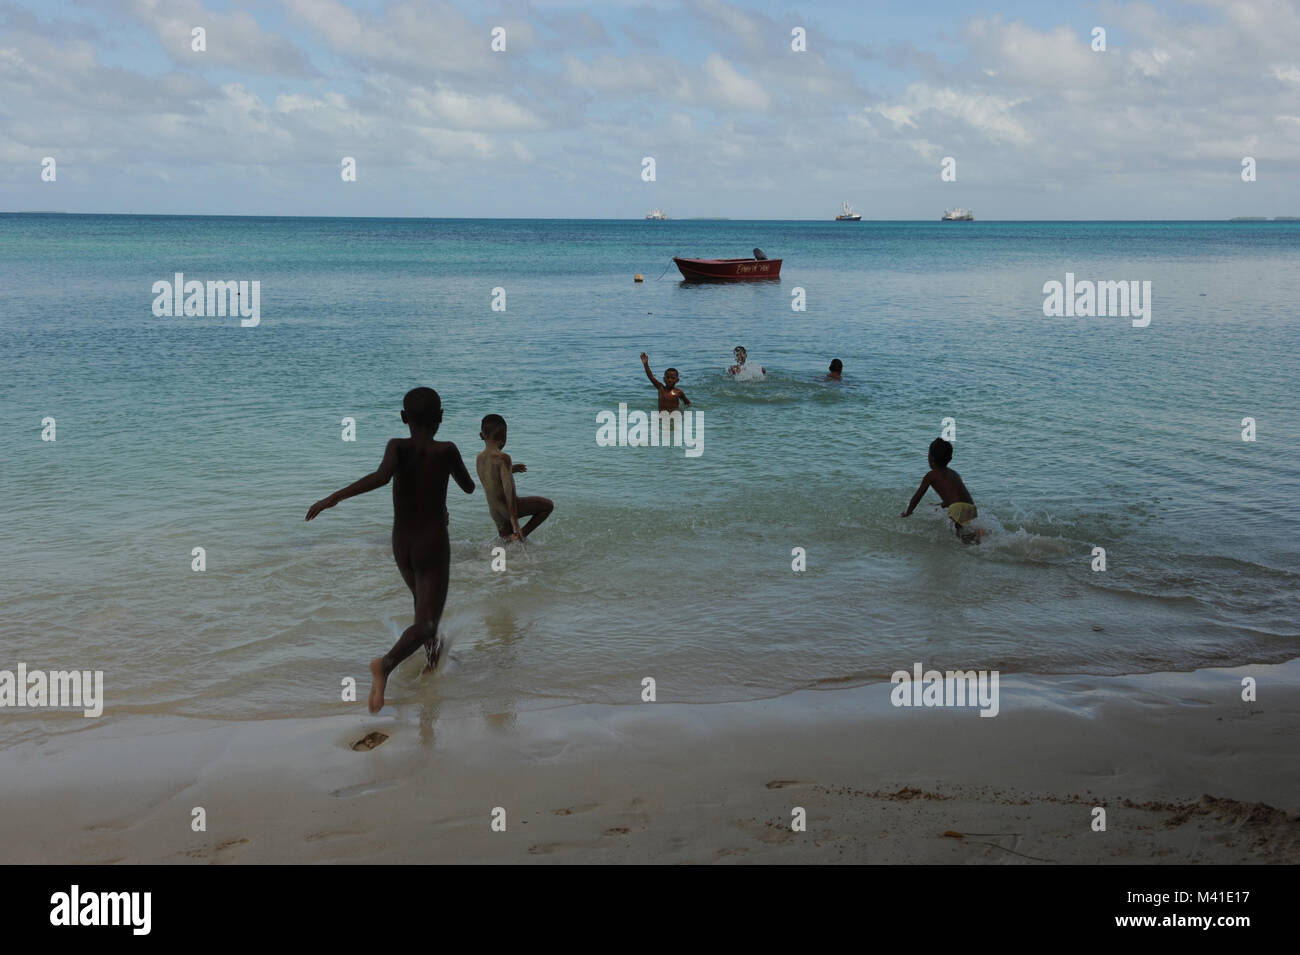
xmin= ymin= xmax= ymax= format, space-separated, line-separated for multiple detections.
xmin=2 ymin=214 xmax=1298 ymax=743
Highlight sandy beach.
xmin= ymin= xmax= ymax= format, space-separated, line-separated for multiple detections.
xmin=4 ymin=659 xmax=1296 ymax=864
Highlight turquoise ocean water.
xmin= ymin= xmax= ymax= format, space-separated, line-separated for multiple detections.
xmin=2 ymin=215 xmax=1298 ymax=742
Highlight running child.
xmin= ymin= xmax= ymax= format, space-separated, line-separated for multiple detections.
xmin=306 ymin=387 xmax=475 ymax=711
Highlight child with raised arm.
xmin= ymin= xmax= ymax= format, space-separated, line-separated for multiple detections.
xmin=900 ymin=437 xmax=979 ymax=542
xmin=476 ymin=414 xmax=553 ymax=541
xmin=306 ymin=387 xmax=475 ymax=711
xmin=641 ymin=352 xmax=691 ymax=411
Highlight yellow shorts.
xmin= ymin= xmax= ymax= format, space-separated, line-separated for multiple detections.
xmin=947 ymin=502 xmax=978 ymax=526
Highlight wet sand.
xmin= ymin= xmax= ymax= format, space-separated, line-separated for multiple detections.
xmin=2 ymin=661 xmax=1297 ymax=864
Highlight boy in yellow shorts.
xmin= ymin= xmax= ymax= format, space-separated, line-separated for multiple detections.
xmin=900 ymin=438 xmax=979 ymax=543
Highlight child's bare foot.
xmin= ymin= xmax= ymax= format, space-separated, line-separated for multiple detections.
xmin=368 ymin=657 xmax=387 ymax=712
xmin=420 ymin=637 xmax=442 ymax=675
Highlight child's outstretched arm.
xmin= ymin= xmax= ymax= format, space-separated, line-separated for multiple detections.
xmin=900 ymin=474 xmax=933 ymax=518
xmin=447 ymin=443 xmax=475 ymax=494
xmin=640 ymin=352 xmax=664 ymax=390
xmin=306 ymin=440 xmax=399 ymax=520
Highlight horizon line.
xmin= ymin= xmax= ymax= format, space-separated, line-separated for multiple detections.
xmin=4 ymin=211 xmax=1296 ymax=222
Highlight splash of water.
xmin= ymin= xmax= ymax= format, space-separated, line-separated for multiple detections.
xmin=972 ymin=513 xmax=1072 ymax=560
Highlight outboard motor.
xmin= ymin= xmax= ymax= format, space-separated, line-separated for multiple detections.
xmin=752 ymin=247 xmax=767 ymax=260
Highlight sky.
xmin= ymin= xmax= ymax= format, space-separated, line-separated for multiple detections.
xmin=0 ymin=0 xmax=1297 ymax=218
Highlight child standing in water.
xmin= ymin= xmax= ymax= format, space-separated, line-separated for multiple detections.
xmin=476 ymin=414 xmax=554 ymax=541
xmin=900 ymin=437 xmax=979 ymax=543
xmin=641 ymin=352 xmax=691 ymax=410
xmin=306 ymin=387 xmax=475 ymax=712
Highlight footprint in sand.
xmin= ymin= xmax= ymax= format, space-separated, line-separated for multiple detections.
xmin=735 ymin=818 xmax=796 ymax=844
xmin=528 ymin=842 xmax=571 ymax=855
xmin=183 ymin=837 xmax=251 ymax=862
xmin=713 ymin=846 xmax=752 ymax=860
xmin=86 ymin=820 xmax=131 ymax=832
xmin=305 ymin=829 xmax=365 ymax=842
xmin=329 ymin=779 xmax=399 ymax=798
xmin=352 ymin=731 xmax=389 ymax=751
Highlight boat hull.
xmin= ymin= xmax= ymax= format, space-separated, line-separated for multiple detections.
xmin=835 ymin=215 xmax=862 ymax=221
xmin=673 ymin=257 xmax=782 ymax=281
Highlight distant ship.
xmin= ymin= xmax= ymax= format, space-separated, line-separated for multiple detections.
xmin=942 ymin=208 xmax=974 ymax=221
xmin=646 ymin=209 xmax=668 ymax=220
xmin=835 ymin=201 xmax=862 ymax=221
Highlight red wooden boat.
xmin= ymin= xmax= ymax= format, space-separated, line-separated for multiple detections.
xmin=673 ymin=255 xmax=782 ymax=281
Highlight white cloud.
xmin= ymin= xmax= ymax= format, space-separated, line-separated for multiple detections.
xmin=872 ymin=85 xmax=1031 ymax=145
xmin=963 ymin=18 xmax=1108 ymax=90
xmin=281 ymin=0 xmax=534 ymax=77
xmin=4 ymin=0 xmax=1300 ymax=216
xmin=408 ymin=87 xmax=543 ymax=131
xmin=700 ymin=54 xmax=771 ymax=112
xmin=128 ymin=0 xmax=313 ymax=77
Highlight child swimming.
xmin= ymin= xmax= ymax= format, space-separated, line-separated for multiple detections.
xmin=728 ymin=346 xmax=765 ymax=379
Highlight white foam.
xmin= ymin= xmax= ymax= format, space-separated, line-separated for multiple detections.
xmin=729 ymin=361 xmax=766 ymax=381
xmin=973 ymin=514 xmax=1071 ymax=559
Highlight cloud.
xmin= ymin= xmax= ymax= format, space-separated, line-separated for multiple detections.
xmin=963 ymin=17 xmax=1105 ymax=91
xmin=281 ymin=0 xmax=534 ymax=78
xmin=866 ymin=5 xmax=1300 ymax=174
xmin=872 ymin=85 xmax=1031 ymax=145
xmin=700 ymin=54 xmax=771 ymax=111
xmin=3 ymin=0 xmax=1300 ymax=216
xmin=407 ymin=87 xmax=543 ymax=130
xmin=128 ymin=0 xmax=315 ymax=77
xmin=562 ymin=51 xmax=771 ymax=112
xmin=563 ymin=53 xmax=687 ymax=96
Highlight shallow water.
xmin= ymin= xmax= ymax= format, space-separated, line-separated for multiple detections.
xmin=1 ymin=215 xmax=1297 ymax=742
